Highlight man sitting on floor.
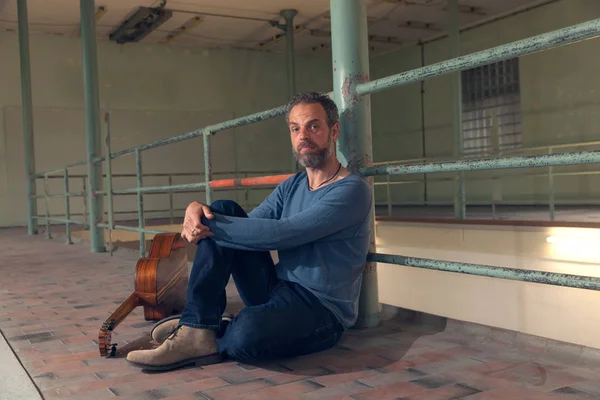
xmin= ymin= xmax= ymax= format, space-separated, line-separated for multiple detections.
xmin=126 ymin=92 xmax=373 ymax=371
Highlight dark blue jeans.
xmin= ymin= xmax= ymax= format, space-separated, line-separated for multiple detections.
xmin=179 ymin=200 xmax=344 ymax=363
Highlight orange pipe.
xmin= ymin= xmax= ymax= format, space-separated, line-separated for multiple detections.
xmin=209 ymin=174 xmax=294 ymax=189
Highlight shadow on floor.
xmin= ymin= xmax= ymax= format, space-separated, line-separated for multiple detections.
xmin=118 ymin=304 xmax=447 ymax=380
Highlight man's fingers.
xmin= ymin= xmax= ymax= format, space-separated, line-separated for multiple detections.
xmin=184 ymin=219 xmax=209 ymax=234
xmin=182 ymin=229 xmax=212 ymax=244
xmin=202 ymin=205 xmax=214 ymax=219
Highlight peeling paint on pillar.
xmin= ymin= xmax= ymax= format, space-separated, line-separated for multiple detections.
xmin=330 ymin=0 xmax=379 ymax=328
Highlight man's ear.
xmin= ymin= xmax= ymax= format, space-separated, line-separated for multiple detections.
xmin=331 ymin=122 xmax=340 ymax=142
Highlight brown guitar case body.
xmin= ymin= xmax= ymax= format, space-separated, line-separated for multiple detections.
xmin=98 ymin=233 xmax=189 ymax=357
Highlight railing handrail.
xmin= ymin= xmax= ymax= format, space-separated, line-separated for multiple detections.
xmin=34 ymin=169 xmax=290 ymax=179
xmin=356 ymin=18 xmax=600 ymax=96
xmin=372 ymin=139 xmax=600 ymax=166
xmin=93 ymin=105 xmax=288 ymax=164
xmin=361 ymin=150 xmax=600 ymax=176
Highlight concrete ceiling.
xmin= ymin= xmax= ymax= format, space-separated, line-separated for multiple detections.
xmin=0 ymin=0 xmax=554 ymax=55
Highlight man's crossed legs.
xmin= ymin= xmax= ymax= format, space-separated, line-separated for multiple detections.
xmin=126 ymin=200 xmax=344 ymax=371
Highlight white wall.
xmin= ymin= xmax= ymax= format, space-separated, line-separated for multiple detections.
xmin=376 ymin=220 xmax=600 ymax=349
xmin=0 ymin=31 xmax=333 ymax=227
xmin=370 ymin=0 xmax=600 ymax=206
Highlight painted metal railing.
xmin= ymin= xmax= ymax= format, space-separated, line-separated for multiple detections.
xmin=34 ymin=162 xmax=600 ymax=244
xmin=34 ymin=137 xmax=600 ymax=243
xmin=33 ymin=169 xmax=287 ymax=243
xmin=27 ymin=12 xmax=600 ymax=329
xmin=374 ymin=138 xmax=600 ymax=219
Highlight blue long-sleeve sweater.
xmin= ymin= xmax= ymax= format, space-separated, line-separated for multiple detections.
xmin=202 ymin=172 xmax=372 ymax=329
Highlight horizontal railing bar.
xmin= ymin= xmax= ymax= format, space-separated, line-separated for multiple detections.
xmin=108 ymin=174 xmax=292 ymax=196
xmin=97 ymin=223 xmax=168 ymax=235
xmin=373 ymin=137 xmax=600 ymax=167
xmin=368 ymin=252 xmax=600 ymax=291
xmin=360 ymin=151 xmax=600 ymax=176
xmin=113 ymin=182 xmax=207 ymax=194
xmin=33 ymin=161 xmax=88 ymax=178
xmin=32 ymin=192 xmax=86 ymax=199
xmin=372 ymin=169 xmax=600 ymax=186
xmin=377 ymin=200 xmax=600 ymax=206
xmin=357 ymin=18 xmax=600 ymax=95
xmin=94 ymin=105 xmax=288 ymax=162
xmin=209 ymin=174 xmax=293 ymax=189
xmin=33 ymin=216 xmax=86 ymax=225
xmin=34 ymin=169 xmax=289 ymax=179
xmin=97 ymin=190 xmax=202 ymax=196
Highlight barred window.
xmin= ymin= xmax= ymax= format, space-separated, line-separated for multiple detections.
xmin=461 ymin=58 xmax=522 ymax=154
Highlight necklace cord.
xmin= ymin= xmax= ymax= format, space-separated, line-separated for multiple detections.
xmin=308 ymin=162 xmax=342 ymax=191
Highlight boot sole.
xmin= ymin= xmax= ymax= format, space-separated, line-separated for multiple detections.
xmin=126 ymin=352 xmax=223 ymax=372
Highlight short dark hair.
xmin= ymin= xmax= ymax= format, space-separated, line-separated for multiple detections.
xmin=285 ymin=92 xmax=339 ymax=128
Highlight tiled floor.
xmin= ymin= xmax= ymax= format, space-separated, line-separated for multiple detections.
xmin=2 ymin=227 xmax=600 ymax=400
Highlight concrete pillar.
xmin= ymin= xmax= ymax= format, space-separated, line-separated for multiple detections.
xmin=80 ymin=0 xmax=105 ymax=252
xmin=330 ymin=0 xmax=379 ymax=328
xmin=17 ymin=0 xmax=38 ymax=235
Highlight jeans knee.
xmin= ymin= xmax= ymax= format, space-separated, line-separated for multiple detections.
xmin=210 ymin=200 xmax=246 ymax=217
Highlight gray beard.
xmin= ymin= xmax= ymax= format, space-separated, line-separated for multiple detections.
xmin=293 ymin=142 xmax=334 ymax=168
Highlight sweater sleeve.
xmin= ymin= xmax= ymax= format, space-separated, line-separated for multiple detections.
xmin=203 ymin=178 xmax=371 ymax=251
xmin=246 ymin=182 xmax=285 ymax=220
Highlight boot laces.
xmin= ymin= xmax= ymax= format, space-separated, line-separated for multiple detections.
xmin=166 ymin=325 xmax=183 ymax=341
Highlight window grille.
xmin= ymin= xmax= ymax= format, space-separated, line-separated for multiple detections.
xmin=461 ymin=57 xmax=522 ymax=155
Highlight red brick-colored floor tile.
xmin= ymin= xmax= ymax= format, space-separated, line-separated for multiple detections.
xmin=351 ymin=381 xmax=426 ymax=399
xmin=300 ymin=381 xmax=374 ymax=400
xmin=150 ymin=376 xmax=229 ymax=398
xmin=400 ymin=382 xmax=482 ymax=400
xmin=197 ymin=378 xmax=273 ymax=399
xmin=237 ymin=380 xmax=327 ymax=399
xmin=463 ymin=387 xmax=560 ymax=399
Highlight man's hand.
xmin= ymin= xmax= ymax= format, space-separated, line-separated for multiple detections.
xmin=181 ymin=201 xmax=215 ymax=243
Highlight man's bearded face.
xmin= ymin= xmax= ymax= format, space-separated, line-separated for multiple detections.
xmin=293 ymin=129 xmax=334 ymax=168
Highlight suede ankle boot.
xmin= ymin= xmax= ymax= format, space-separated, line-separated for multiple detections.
xmin=127 ymin=325 xmax=222 ymax=371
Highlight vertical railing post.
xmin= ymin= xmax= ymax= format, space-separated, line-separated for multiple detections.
xmin=280 ymin=9 xmax=299 ymax=173
xmin=449 ymin=0 xmax=466 ymax=219
xmin=80 ymin=0 xmax=105 ymax=252
xmin=17 ymin=0 xmax=38 ymax=235
xmin=82 ymin=177 xmax=88 ymax=229
xmin=280 ymin=9 xmax=297 ymax=100
xmin=330 ymin=0 xmax=379 ymax=328
xmin=104 ymin=109 xmax=115 ymax=255
xmin=548 ymin=147 xmax=556 ymax=221
xmin=64 ymin=169 xmax=72 ymax=244
xmin=136 ymin=149 xmax=145 ymax=257
xmin=386 ymin=176 xmax=392 ymax=216
xmin=168 ymin=175 xmax=174 ymax=224
xmin=203 ymin=131 xmax=212 ymax=205
xmin=419 ymin=41 xmax=428 ymax=206
xmin=43 ymin=174 xmax=51 ymax=239
xmin=244 ymin=172 xmax=250 ymax=210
